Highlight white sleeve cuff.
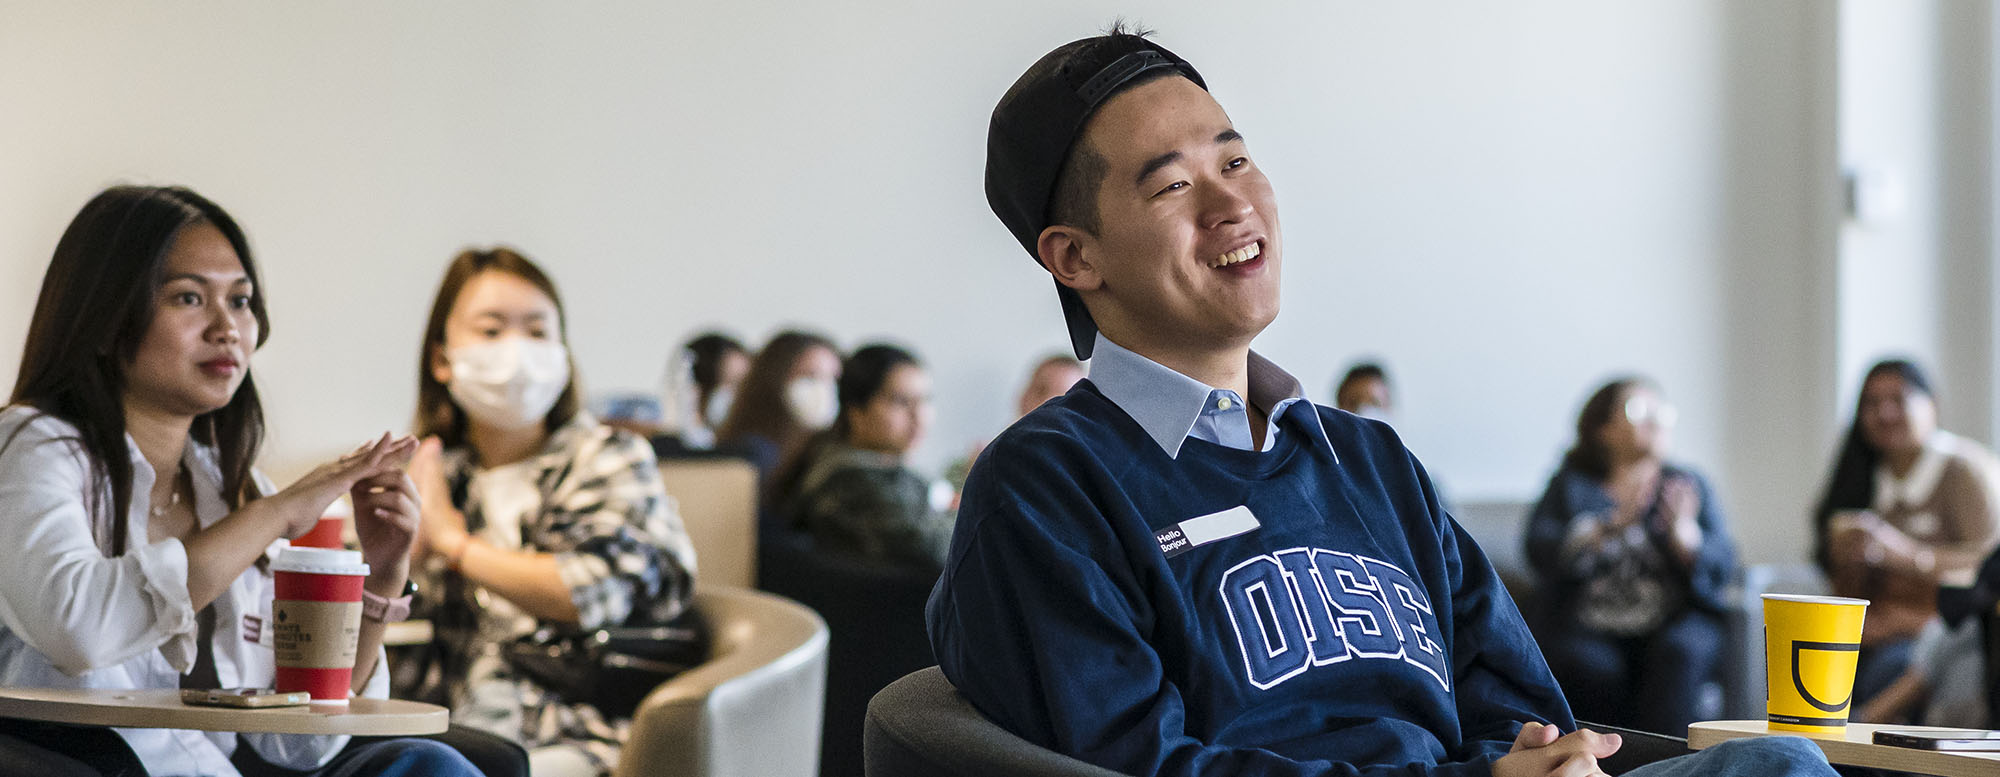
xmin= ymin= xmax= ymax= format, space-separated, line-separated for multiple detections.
xmin=129 ymin=537 xmax=198 ymax=672
xmin=357 ymin=645 xmax=392 ymax=700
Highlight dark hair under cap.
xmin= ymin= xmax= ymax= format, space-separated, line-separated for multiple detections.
xmin=985 ymin=28 xmax=1206 ymax=359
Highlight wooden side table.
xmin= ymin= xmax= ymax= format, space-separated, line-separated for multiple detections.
xmin=1690 ymin=720 xmax=2000 ymax=777
xmin=0 ymin=687 xmax=447 ymax=736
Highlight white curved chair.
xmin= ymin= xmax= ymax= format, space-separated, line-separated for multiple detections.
xmin=617 ymin=585 xmax=828 ymax=777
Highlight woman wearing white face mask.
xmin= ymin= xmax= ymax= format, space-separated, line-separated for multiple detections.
xmin=773 ymin=344 xmax=953 ymax=570
xmin=403 ymin=247 xmax=698 ymax=777
xmin=714 ymin=330 xmax=841 ymax=504
xmin=663 ymin=332 xmax=748 ymax=451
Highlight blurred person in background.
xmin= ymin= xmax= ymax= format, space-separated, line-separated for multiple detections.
xmin=1332 ymin=360 xmax=1455 ymax=508
xmin=1333 ymin=361 xmax=1392 ymax=421
xmin=1854 ymin=613 xmax=1988 ymax=727
xmin=714 ymin=330 xmax=840 ymax=504
xmin=1814 ymin=358 xmax=2000 ymax=708
xmin=1524 ymin=377 xmax=1738 ymax=736
xmin=675 ymin=332 xmax=749 ymax=450
xmin=945 ymin=353 xmax=1084 ymax=494
xmin=1015 ymin=354 xmax=1087 ymax=418
xmin=775 ymin=344 xmax=952 ymax=570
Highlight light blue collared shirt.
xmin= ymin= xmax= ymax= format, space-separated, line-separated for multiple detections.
xmin=1085 ymin=333 xmax=1333 ymax=460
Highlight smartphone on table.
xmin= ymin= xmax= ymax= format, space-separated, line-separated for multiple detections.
xmin=179 ymin=687 xmax=310 ymax=708
xmin=1873 ymin=729 xmax=2000 ymax=752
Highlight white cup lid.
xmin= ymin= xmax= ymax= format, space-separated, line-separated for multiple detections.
xmin=1761 ymin=593 xmax=1870 ymax=606
xmin=273 ymin=547 xmax=369 ymax=575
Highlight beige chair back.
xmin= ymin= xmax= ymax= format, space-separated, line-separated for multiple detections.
xmin=659 ymin=457 xmax=759 ymax=588
xmin=618 ymin=585 xmax=828 ymax=777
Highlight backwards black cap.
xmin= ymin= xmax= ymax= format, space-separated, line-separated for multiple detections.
xmin=985 ymin=32 xmax=1206 ymax=360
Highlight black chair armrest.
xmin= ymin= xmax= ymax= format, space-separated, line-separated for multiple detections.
xmin=864 ymin=670 xmax=1693 ymax=777
xmin=0 ymin=717 xmax=148 ymax=777
xmin=866 ymin=666 xmax=1127 ymax=777
xmin=1580 ymin=720 xmax=1691 ymax=774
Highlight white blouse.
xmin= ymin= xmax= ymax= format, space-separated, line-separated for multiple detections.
xmin=0 ymin=406 xmax=389 ymax=777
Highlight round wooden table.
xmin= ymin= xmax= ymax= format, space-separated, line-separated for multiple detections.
xmin=0 ymin=687 xmax=447 ymax=736
xmin=381 ymin=619 xmax=433 ymax=647
xmin=1691 ymin=720 xmax=2000 ymax=777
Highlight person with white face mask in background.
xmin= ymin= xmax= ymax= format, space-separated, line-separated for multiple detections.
xmin=774 ymin=344 xmax=954 ymax=570
xmin=714 ymin=330 xmax=842 ymax=512
xmin=663 ymin=333 xmax=749 ymax=451
xmin=1333 ymin=361 xmax=1393 ymax=423
xmin=403 ymin=247 xmax=698 ymax=777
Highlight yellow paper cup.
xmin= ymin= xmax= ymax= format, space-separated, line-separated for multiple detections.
xmin=1763 ymin=593 xmax=1868 ymax=736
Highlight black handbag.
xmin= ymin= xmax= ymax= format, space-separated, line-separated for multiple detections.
xmin=503 ymin=610 xmax=709 ymax=719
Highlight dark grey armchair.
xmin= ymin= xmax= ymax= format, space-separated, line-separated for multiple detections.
xmin=865 ymin=666 xmax=1689 ymax=777
xmin=865 ymin=666 xmax=1124 ymax=776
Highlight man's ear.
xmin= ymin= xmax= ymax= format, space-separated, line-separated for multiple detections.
xmin=1037 ymin=225 xmax=1102 ymax=293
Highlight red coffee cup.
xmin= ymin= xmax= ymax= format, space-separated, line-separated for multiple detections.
xmin=292 ymin=516 xmax=347 ymax=549
xmin=292 ymin=500 xmax=352 ymax=549
xmin=271 ymin=547 xmax=369 ymax=703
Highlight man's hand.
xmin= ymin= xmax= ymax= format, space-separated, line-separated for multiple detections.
xmin=1493 ymin=722 xmax=1623 ymax=777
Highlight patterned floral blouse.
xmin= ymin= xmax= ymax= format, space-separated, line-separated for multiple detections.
xmin=408 ymin=414 xmax=697 ymax=775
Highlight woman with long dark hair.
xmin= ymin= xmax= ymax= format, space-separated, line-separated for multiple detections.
xmin=404 ymin=247 xmax=697 ymax=777
xmin=0 ymin=185 xmax=476 ymax=776
xmin=1523 ymin=377 xmax=1738 ymax=735
xmin=774 ymin=344 xmax=952 ymax=569
xmin=713 ymin=329 xmax=840 ymax=491
xmin=1813 ymin=359 xmax=2000 ymax=707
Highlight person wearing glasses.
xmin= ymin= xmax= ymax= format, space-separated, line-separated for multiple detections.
xmin=1523 ymin=377 xmax=1739 ymax=736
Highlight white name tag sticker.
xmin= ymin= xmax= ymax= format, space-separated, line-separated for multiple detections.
xmin=1156 ymin=505 xmax=1260 ymax=558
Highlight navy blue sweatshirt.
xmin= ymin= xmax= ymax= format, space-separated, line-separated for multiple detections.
xmin=927 ymin=381 xmax=1574 ymax=776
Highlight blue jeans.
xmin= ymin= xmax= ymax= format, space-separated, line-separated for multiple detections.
xmin=1853 ymin=636 xmax=1917 ymax=710
xmin=1623 ymin=736 xmax=1836 ymax=777
xmin=310 ymin=737 xmax=482 ymax=777
xmin=1541 ymin=609 xmax=1727 ymax=736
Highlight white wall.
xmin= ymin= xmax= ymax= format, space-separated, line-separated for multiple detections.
xmin=0 ymin=2 xmax=1872 ymax=564
xmin=1836 ymin=0 xmax=1997 ymax=472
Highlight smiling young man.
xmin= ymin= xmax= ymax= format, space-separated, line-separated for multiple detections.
xmin=927 ymin=28 xmax=1838 ymax=777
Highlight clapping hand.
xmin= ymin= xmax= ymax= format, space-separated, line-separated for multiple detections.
xmin=407 ymin=437 xmax=469 ymax=565
xmin=1829 ymin=510 xmax=1922 ymax=572
xmin=271 ymin=433 xmax=417 ymax=540
xmin=351 ymin=437 xmax=420 ymax=583
xmin=1657 ymin=475 xmax=1702 ymax=562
